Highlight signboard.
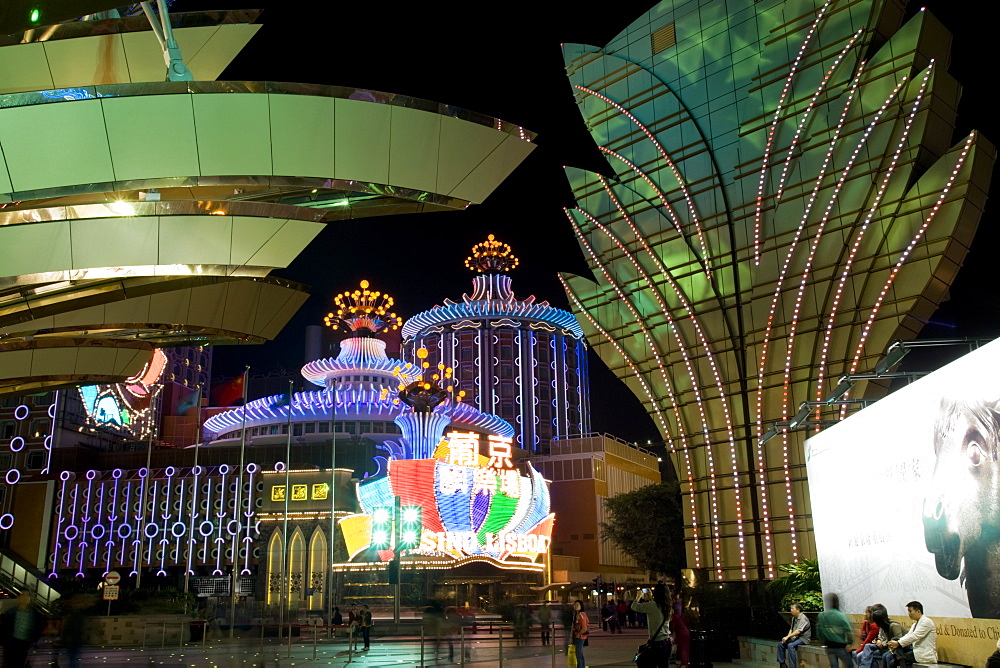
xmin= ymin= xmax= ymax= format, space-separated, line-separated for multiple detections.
xmin=339 ymin=432 xmax=554 ymax=567
xmin=806 ymin=337 xmax=1000 ymax=621
xmin=104 ymin=570 xmax=121 ymax=585
xmin=259 ymin=470 xmax=352 ymax=514
xmin=102 ymin=585 xmax=119 ymax=601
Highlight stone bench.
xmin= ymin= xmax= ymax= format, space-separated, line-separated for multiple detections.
xmin=737 ymin=637 xmax=968 ymax=668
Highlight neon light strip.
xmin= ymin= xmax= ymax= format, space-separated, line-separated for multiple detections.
xmin=573 ymin=84 xmax=710 ymax=277
xmin=754 ymin=63 xmax=873 ymax=433
xmin=773 ymin=31 xmax=863 ymax=203
xmin=597 ymin=175 xmax=747 ymax=577
xmin=752 ymin=0 xmax=833 ymax=266
xmin=597 ymin=146 xmax=683 ymax=234
xmin=816 ymin=64 xmax=934 ymax=407
xmin=846 ymin=131 xmax=976 ymax=383
xmin=772 ymin=73 xmax=910 ymax=560
xmin=564 ymin=209 xmax=722 ymax=579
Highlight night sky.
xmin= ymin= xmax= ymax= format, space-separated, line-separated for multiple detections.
xmin=193 ymin=0 xmax=1000 ymax=444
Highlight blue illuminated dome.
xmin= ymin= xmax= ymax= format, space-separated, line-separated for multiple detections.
xmin=403 ymin=236 xmax=591 ymax=453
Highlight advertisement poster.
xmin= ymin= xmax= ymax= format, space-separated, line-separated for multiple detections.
xmin=806 ymin=338 xmax=1000 ymax=626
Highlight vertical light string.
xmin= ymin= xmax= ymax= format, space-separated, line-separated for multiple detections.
xmin=751 ymin=0 xmax=833 ymax=265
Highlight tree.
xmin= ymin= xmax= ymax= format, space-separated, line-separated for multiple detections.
xmin=600 ymin=481 xmax=685 ymax=576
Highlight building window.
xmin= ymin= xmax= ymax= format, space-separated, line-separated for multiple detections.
xmin=26 ymin=450 xmax=46 ymax=470
xmin=318 ymin=422 xmax=329 ymax=433
xmin=0 ymin=453 xmax=11 ymax=470
xmin=359 ymin=421 xmax=372 ymax=434
xmin=304 ymin=423 xmax=315 ymax=434
xmin=292 ymin=424 xmax=303 ymax=437
xmin=0 ymin=422 xmax=14 ymax=439
xmin=269 ymin=425 xmax=279 ymax=435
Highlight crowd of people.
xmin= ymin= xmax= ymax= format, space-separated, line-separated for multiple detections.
xmin=778 ymin=596 xmax=938 ymax=668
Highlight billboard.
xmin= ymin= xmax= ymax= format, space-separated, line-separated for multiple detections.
xmin=806 ymin=338 xmax=1000 ymax=622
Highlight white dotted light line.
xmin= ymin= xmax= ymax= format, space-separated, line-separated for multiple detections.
xmin=773 ymin=30 xmax=864 ymax=203
xmin=597 ymin=175 xmax=747 ymax=579
xmin=815 ymin=64 xmax=933 ymax=409
xmin=753 ymin=0 xmax=833 ymax=266
xmin=773 ymin=73 xmax=910 ymax=562
xmin=597 ymin=146 xmax=685 ymax=235
xmin=563 ymin=206 xmax=706 ymax=571
xmin=755 ymin=63 xmax=871 ymax=433
xmin=574 ymin=84 xmax=711 ymax=278
xmin=846 ymin=131 xmax=976 ymax=389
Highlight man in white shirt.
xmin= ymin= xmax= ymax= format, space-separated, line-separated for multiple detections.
xmin=887 ymin=600 xmax=937 ymax=667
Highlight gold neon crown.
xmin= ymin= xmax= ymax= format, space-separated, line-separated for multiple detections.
xmin=324 ymin=280 xmax=401 ymax=333
xmin=465 ymin=234 xmax=519 ymax=273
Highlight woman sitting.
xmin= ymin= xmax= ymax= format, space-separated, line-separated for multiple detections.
xmin=856 ymin=607 xmax=904 ymax=668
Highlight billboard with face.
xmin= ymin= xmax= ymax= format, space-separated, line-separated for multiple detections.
xmin=806 ymin=338 xmax=1000 ymax=620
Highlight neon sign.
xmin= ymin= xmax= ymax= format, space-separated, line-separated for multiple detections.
xmin=339 ymin=433 xmax=553 ymax=566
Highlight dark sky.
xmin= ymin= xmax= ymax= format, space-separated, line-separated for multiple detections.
xmin=197 ymin=0 xmax=1000 ymax=443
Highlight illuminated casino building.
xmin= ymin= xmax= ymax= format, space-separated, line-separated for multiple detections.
xmin=558 ymin=0 xmax=994 ymax=580
xmin=403 ymin=236 xmax=590 ymax=453
xmin=203 ymin=281 xmax=515 ymax=474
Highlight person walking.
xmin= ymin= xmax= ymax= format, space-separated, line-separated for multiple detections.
xmin=670 ymin=580 xmax=690 ymax=668
xmin=0 ymin=591 xmax=42 ymax=668
xmin=817 ymin=593 xmax=853 ymax=668
xmin=570 ymin=600 xmax=589 ymax=668
xmin=359 ymin=604 xmax=373 ymax=651
xmin=537 ymin=604 xmax=552 ymax=645
xmin=632 ymin=585 xmax=672 ymax=668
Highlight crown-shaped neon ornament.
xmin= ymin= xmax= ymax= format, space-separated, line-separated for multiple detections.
xmin=465 ymin=234 xmax=519 ymax=273
xmin=383 ymin=347 xmax=467 ymax=412
xmin=324 ymin=280 xmax=401 ymax=334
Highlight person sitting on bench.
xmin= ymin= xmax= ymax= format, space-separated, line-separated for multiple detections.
xmin=777 ymin=602 xmax=811 ymax=668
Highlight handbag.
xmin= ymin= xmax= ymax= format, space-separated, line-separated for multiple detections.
xmin=566 ymin=643 xmax=577 ymax=667
xmin=634 ymin=608 xmax=669 ymax=667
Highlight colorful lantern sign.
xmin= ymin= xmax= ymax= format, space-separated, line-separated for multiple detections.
xmin=339 ymin=434 xmax=553 ymax=567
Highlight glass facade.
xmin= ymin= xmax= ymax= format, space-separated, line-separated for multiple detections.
xmin=560 ymin=0 xmax=994 ymax=579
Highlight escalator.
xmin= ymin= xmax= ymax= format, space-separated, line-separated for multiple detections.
xmin=0 ymin=547 xmax=61 ymax=615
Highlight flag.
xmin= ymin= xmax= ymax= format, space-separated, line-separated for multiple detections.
xmin=212 ymin=374 xmax=245 ymax=407
xmin=177 ymin=387 xmax=201 ymax=416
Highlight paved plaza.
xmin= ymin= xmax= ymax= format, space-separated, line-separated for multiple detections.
xmin=24 ymin=627 xmax=739 ymax=667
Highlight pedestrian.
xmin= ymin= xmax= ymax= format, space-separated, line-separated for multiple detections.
xmin=618 ymin=599 xmax=628 ymax=630
xmin=359 ymin=604 xmax=373 ymax=650
xmin=537 ymin=604 xmax=552 ymax=645
xmin=1 ymin=591 xmax=42 ymax=668
xmin=332 ymin=606 xmax=343 ymax=626
xmin=670 ymin=579 xmax=690 ymax=668
xmin=570 ymin=600 xmax=589 ymax=668
xmin=60 ymin=594 xmax=92 ymax=668
xmin=445 ymin=606 xmax=470 ymax=662
xmin=632 ymin=586 xmax=672 ymax=668
xmin=603 ymin=600 xmax=619 ymax=634
xmin=817 ymin=593 xmax=853 ymax=668
xmin=347 ymin=604 xmax=359 ymax=650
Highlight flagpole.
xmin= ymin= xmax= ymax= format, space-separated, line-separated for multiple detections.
xmin=184 ymin=387 xmax=203 ymax=598
xmin=280 ymin=379 xmax=292 ymax=635
xmin=230 ymin=365 xmax=249 ymax=638
xmin=327 ymin=380 xmax=337 ymax=630
xmin=137 ymin=384 xmax=161 ymax=590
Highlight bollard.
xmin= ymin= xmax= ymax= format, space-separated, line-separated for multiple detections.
xmin=420 ymin=626 xmax=425 ymax=666
xmin=179 ymin=622 xmax=184 ymax=650
xmin=202 ymin=620 xmax=207 ymax=649
xmin=551 ymin=622 xmax=557 ymax=668
xmin=259 ymin=622 xmax=265 ymax=654
xmin=313 ymin=623 xmax=318 ymax=660
xmin=460 ymin=624 xmax=466 ymax=667
xmin=498 ymin=625 xmax=503 ymax=667
xmin=161 ymin=622 xmax=167 ymax=648
xmin=287 ymin=623 xmax=292 ymax=658
xmin=141 ymin=620 xmax=147 ymax=649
